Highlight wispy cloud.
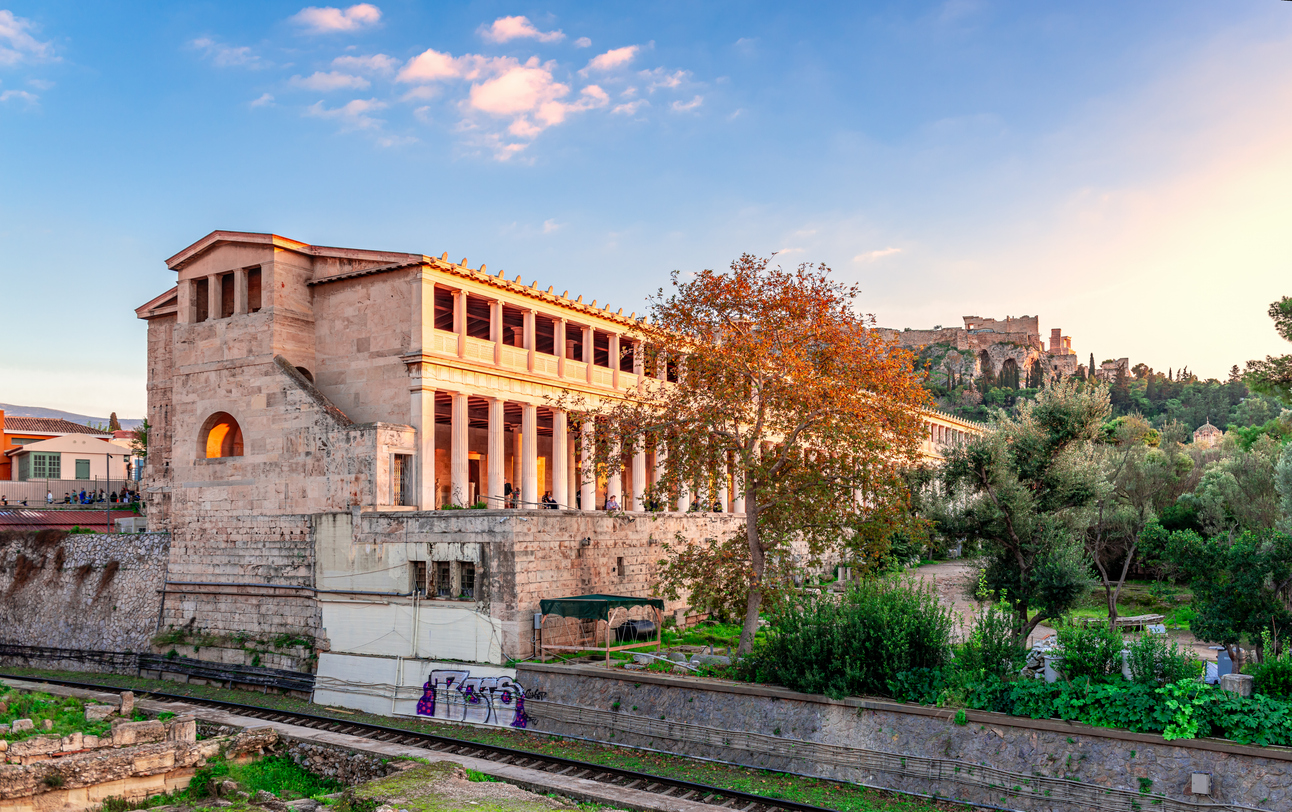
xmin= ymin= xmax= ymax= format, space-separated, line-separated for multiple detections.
xmin=612 ymin=99 xmax=648 ymax=116
xmin=306 ymin=97 xmax=386 ymax=129
xmin=332 ymin=53 xmax=397 ymax=74
xmin=249 ymin=93 xmax=275 ymax=108
xmin=581 ymin=45 xmax=638 ymax=74
xmin=290 ymin=4 xmax=382 ymax=34
xmin=574 ymin=37 xmax=591 ymax=49
xmin=0 ymin=10 xmax=53 ymax=66
xmin=542 ymin=218 xmax=563 ymax=233
xmin=479 ymin=16 xmax=564 ymax=44
xmin=289 ymin=70 xmax=370 ymax=91
xmin=0 ymin=88 xmax=38 ymax=104
xmin=671 ymin=95 xmax=702 ymax=112
xmin=191 ymin=37 xmax=267 ymax=69
xmin=640 ymin=67 xmax=688 ymax=92
xmin=853 ymin=247 xmax=902 ymax=263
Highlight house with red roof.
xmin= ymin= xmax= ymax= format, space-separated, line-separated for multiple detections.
xmin=0 ymin=408 xmax=115 ymax=480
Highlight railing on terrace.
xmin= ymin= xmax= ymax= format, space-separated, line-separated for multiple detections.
xmin=0 ymin=478 xmax=142 ymax=506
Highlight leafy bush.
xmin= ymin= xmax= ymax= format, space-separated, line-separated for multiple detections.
xmin=956 ymin=600 xmax=1025 ymax=682
xmin=748 ymin=577 xmax=954 ymax=699
xmin=1252 ymin=643 xmax=1292 ymax=699
xmin=1055 ymin=623 xmax=1125 ymax=683
xmin=1125 ymin=632 xmax=1201 ymax=687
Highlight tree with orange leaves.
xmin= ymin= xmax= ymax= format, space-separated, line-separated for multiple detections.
xmin=566 ymin=255 xmax=932 ymax=654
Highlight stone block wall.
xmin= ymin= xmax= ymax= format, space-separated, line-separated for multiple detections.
xmin=520 ymin=663 xmax=1292 ymax=812
xmin=0 ymin=530 xmax=170 ymax=653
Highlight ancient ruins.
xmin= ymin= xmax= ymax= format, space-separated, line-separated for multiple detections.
xmin=878 ymin=315 xmax=1090 ymax=387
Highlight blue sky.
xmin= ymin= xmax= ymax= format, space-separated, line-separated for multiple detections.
xmin=3 ymin=1 xmax=1292 ymax=416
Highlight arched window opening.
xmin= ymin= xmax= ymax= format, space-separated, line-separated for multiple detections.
xmin=202 ymin=412 xmax=244 ymax=459
xmin=295 ymin=366 xmax=314 ymax=383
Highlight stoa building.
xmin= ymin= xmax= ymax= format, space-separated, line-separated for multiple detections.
xmin=135 ymin=231 xmax=976 ymax=710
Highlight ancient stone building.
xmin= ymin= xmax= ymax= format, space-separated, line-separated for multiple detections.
xmin=132 ymin=231 xmax=979 ymax=703
xmin=878 ymin=314 xmax=1082 ymax=387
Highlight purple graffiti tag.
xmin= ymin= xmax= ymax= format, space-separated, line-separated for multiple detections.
xmin=415 ymin=679 xmax=436 ymax=717
xmin=510 ymin=693 xmax=529 ymax=728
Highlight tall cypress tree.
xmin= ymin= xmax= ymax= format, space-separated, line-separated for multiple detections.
xmin=1089 ymin=352 xmax=1096 ymax=379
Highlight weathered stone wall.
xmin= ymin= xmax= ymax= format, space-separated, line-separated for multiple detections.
xmin=144 ymin=314 xmax=176 ymax=531
xmin=283 ymin=740 xmax=406 ymax=785
xmin=519 ymin=663 xmax=1291 ymax=812
xmin=0 ymin=531 xmax=169 ymax=653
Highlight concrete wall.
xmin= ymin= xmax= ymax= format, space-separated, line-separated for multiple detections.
xmin=519 ymin=663 xmax=1292 ymax=812
xmin=0 ymin=530 xmax=169 ymax=652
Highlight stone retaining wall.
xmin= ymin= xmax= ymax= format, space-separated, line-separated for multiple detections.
xmin=0 ymin=531 xmax=170 ymax=654
xmin=518 ymin=662 xmax=1292 ymax=812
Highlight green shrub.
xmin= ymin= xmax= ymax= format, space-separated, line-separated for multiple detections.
xmin=1252 ymin=638 xmax=1292 ymax=699
xmin=1125 ymin=632 xmax=1201 ymax=687
xmin=1055 ymin=623 xmax=1124 ymax=683
xmin=956 ymin=600 xmax=1025 ymax=682
xmin=749 ymin=576 xmax=954 ymax=699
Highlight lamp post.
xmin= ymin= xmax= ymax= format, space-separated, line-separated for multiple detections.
xmin=105 ymin=452 xmax=111 ymax=534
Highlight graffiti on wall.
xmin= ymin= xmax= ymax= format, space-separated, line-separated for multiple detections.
xmin=415 ymin=669 xmax=529 ymax=728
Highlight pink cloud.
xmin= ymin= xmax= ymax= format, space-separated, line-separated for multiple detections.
xmin=582 ymin=46 xmax=638 ymax=74
xmin=479 ymin=16 xmax=564 ymax=44
xmin=290 ymin=4 xmax=382 ymax=34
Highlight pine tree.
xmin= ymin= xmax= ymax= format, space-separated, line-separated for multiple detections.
xmin=1089 ymin=352 xmax=1096 ymax=380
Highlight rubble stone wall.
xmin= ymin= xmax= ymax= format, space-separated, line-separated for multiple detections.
xmin=520 ymin=663 xmax=1292 ymax=812
xmin=0 ymin=531 xmax=170 ymax=653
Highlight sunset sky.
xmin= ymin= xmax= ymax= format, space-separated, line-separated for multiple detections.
xmin=3 ymin=1 xmax=1291 ymax=416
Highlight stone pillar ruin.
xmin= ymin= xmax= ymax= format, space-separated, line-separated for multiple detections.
xmin=411 ymin=375 xmax=436 ymax=509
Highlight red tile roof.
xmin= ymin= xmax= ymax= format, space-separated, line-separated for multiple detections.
xmin=3 ymin=417 xmax=111 ymax=436
xmin=0 ymin=509 xmax=134 ymax=530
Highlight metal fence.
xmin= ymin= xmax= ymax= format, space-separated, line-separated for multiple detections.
xmin=0 ymin=478 xmax=142 ymax=506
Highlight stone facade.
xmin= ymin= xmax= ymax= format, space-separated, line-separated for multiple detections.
xmin=520 ymin=663 xmax=1290 ymax=812
xmin=0 ymin=530 xmax=169 ymax=653
xmin=133 ymin=231 xmax=796 ymax=671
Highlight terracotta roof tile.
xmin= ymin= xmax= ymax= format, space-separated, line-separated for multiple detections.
xmin=3 ymin=417 xmax=111 ymax=436
xmin=0 ymin=509 xmax=134 ymax=529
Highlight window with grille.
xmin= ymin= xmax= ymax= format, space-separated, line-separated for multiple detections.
xmin=392 ymin=454 xmax=412 ymax=506
xmin=460 ymin=562 xmax=475 ymax=598
xmin=412 ymin=561 xmax=428 ymax=596
xmin=31 ymin=452 xmax=60 ymax=479
xmin=436 ymin=561 xmax=452 ymax=597
xmin=75 ymin=459 xmax=90 ymax=479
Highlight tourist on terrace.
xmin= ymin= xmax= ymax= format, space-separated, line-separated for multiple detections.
xmin=542 ymin=492 xmax=558 ymax=509
xmin=605 ymin=495 xmax=620 ymax=511
xmin=46 ymin=491 xmax=53 ymax=504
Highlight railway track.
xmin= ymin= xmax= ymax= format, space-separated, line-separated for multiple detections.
xmin=0 ymin=673 xmax=861 ymax=812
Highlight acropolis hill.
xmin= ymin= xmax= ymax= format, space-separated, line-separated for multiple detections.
xmin=877 ymin=314 xmax=1129 ymax=389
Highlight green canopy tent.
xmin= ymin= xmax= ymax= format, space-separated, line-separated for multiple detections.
xmin=538 ymin=594 xmax=665 ymax=665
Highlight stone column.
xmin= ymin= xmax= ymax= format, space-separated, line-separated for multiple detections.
xmin=490 ymin=300 xmax=502 ymax=366
xmin=454 ymin=291 xmax=467 ymax=358
xmin=583 ymin=326 xmax=594 ymax=384
xmin=654 ymin=440 xmax=669 ymax=511
xmin=524 ymin=309 xmax=536 ymax=373
xmin=606 ymin=432 xmax=622 ymax=508
xmin=451 ymin=392 xmax=469 ymax=506
xmin=678 ymin=477 xmax=692 ymax=513
xmin=410 ymin=371 xmax=435 ymax=510
xmin=488 ymin=398 xmax=504 ymax=508
xmin=207 ymin=274 xmax=221 ymax=321
xmin=552 ymin=409 xmax=568 ymax=508
xmin=556 ymin=318 xmax=567 ymax=378
xmin=732 ymin=459 xmax=745 ymax=514
xmin=580 ymin=419 xmax=596 ymax=511
xmin=522 ymin=403 xmax=538 ymax=508
xmin=567 ymin=434 xmax=578 ymax=508
xmin=512 ymin=425 xmax=522 ymax=494
xmin=632 ymin=435 xmax=646 ymax=511
xmin=609 ymin=333 xmax=621 ymax=389
xmin=718 ymin=455 xmax=730 ymax=513
xmin=234 ymin=269 xmax=248 ymax=315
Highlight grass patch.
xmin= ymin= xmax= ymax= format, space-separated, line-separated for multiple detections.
xmin=0 ymin=689 xmax=114 ymax=742
xmin=103 ymin=754 xmax=343 ymax=811
xmin=1 ymin=668 xmax=969 ymax=812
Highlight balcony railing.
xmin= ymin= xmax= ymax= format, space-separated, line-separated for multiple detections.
xmin=427 ymin=328 xmax=639 ymax=393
